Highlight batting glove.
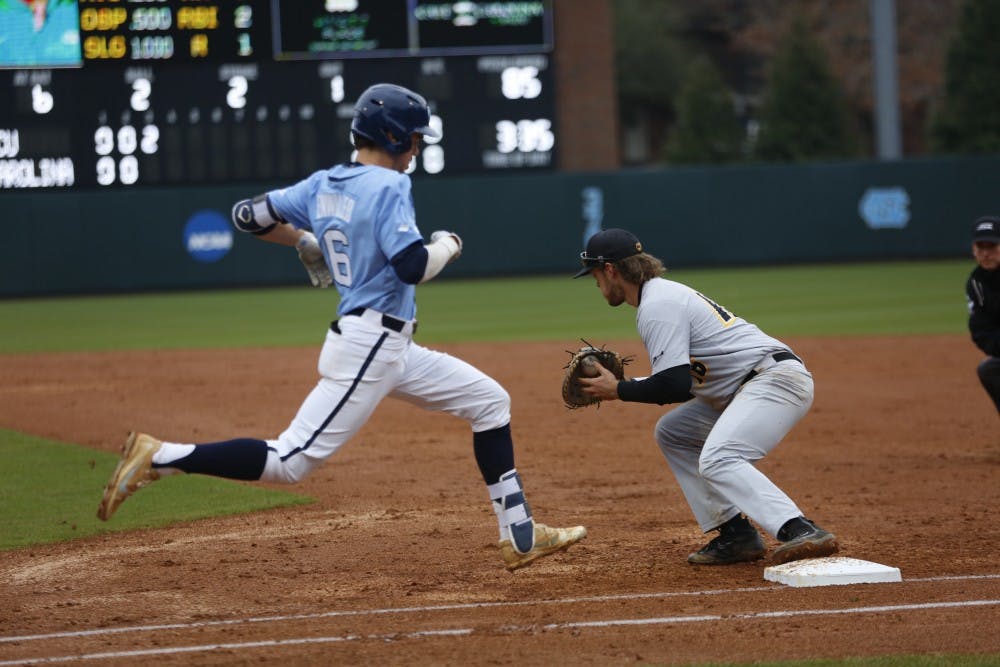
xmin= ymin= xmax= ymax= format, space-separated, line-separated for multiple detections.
xmin=295 ymin=232 xmax=332 ymax=288
xmin=430 ymin=230 xmax=462 ymax=262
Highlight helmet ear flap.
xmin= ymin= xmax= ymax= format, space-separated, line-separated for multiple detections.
xmin=381 ymin=117 xmax=414 ymax=154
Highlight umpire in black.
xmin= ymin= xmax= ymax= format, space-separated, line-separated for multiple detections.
xmin=966 ymin=215 xmax=1000 ymax=413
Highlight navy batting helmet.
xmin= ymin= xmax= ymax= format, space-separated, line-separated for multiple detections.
xmin=351 ymin=83 xmax=439 ymax=155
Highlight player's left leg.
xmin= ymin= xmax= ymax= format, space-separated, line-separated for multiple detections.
xmin=97 ymin=431 xmax=273 ymax=521
xmin=976 ymin=356 xmax=1000 ymax=413
xmin=654 ymin=400 xmax=734 ymax=531
xmin=655 ymin=401 xmax=765 ymax=564
xmin=700 ymin=362 xmax=837 ymax=563
xmin=390 ymin=344 xmax=586 ymax=570
xmin=98 ymin=323 xmax=407 ymax=520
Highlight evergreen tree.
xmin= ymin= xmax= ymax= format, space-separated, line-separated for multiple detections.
xmin=613 ymin=0 xmax=691 ymax=160
xmin=930 ymin=0 xmax=1000 ymax=154
xmin=665 ymin=57 xmax=743 ymax=164
xmin=614 ymin=0 xmax=687 ymax=111
xmin=754 ymin=17 xmax=857 ymax=162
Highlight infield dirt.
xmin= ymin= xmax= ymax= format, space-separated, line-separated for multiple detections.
xmin=1 ymin=335 xmax=998 ymax=665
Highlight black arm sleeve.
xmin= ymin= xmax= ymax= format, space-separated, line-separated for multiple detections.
xmin=390 ymin=241 xmax=429 ymax=285
xmin=616 ymin=363 xmax=693 ymax=405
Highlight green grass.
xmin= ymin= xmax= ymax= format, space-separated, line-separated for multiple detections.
xmin=0 ymin=429 xmax=311 ymax=550
xmin=673 ymin=260 xmax=970 ymax=337
xmin=0 ymin=259 xmax=972 ymax=353
xmin=0 ymin=259 xmax=974 ymax=552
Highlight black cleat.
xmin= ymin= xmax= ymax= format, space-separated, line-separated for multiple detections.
xmin=688 ymin=521 xmax=766 ymax=565
xmin=772 ymin=517 xmax=839 ymax=564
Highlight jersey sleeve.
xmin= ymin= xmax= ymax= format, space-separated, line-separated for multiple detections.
xmin=375 ymin=174 xmax=424 ymax=261
xmin=638 ymin=304 xmax=691 ymax=374
xmin=265 ymin=172 xmax=322 ymax=231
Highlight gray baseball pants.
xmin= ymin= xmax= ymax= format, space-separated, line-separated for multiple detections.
xmin=654 ymin=362 xmax=814 ymax=537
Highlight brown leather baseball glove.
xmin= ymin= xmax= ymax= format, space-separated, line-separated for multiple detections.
xmin=561 ymin=342 xmax=630 ymax=409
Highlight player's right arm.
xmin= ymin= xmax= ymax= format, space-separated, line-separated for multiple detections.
xmin=231 ymin=193 xmax=286 ymax=236
xmin=616 ymin=366 xmax=694 ymax=405
xmin=229 ymin=176 xmax=331 ymax=287
xmin=231 ymin=171 xmax=318 ymax=239
xmin=231 ymin=193 xmax=312 ymax=249
xmin=617 ymin=289 xmax=696 ymax=404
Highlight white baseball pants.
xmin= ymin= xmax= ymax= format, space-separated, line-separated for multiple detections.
xmin=261 ymin=311 xmax=511 ymax=484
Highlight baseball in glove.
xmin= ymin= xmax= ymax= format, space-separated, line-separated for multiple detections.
xmin=562 ymin=340 xmax=631 ymax=409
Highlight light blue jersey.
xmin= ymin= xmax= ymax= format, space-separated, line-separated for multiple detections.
xmin=267 ymin=163 xmax=424 ymax=320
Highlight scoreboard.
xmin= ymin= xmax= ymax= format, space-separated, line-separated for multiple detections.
xmin=0 ymin=0 xmax=555 ymax=190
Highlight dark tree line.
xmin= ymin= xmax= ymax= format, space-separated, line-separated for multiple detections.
xmin=615 ymin=0 xmax=999 ymax=165
xmin=930 ymin=0 xmax=1000 ymax=153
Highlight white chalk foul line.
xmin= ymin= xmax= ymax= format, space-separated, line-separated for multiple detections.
xmin=0 ymin=585 xmax=776 ymax=644
xmin=0 ymin=630 xmax=473 ymax=666
xmin=545 ymin=599 xmax=1000 ymax=629
xmin=1 ymin=599 xmax=997 ymax=666
xmin=2 ymin=573 xmax=998 ymax=645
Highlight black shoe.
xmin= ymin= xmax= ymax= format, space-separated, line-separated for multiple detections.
xmin=772 ymin=517 xmax=839 ymax=564
xmin=688 ymin=524 xmax=766 ymax=565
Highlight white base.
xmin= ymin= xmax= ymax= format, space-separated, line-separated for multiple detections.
xmin=764 ymin=556 xmax=902 ymax=588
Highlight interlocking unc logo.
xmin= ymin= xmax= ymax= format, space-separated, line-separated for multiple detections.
xmin=183 ymin=210 xmax=233 ymax=263
xmin=858 ymin=187 xmax=910 ymax=229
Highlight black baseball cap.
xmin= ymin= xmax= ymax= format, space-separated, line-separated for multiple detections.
xmin=573 ymin=228 xmax=644 ymax=278
xmin=972 ymin=216 xmax=1000 ymax=243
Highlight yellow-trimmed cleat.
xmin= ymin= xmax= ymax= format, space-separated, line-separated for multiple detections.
xmin=97 ymin=432 xmax=162 ymax=521
xmin=500 ymin=522 xmax=587 ymax=571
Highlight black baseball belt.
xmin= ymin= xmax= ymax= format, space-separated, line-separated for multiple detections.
xmin=741 ymin=351 xmax=802 ymax=386
xmin=330 ymin=307 xmax=416 ymax=335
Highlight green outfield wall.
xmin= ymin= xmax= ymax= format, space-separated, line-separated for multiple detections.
xmin=3 ymin=155 xmax=995 ymax=296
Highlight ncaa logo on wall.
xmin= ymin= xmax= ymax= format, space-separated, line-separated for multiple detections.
xmin=183 ymin=210 xmax=233 ymax=263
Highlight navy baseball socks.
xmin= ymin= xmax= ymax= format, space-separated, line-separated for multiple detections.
xmin=474 ymin=425 xmax=586 ymax=570
xmin=97 ymin=432 xmax=270 ymax=521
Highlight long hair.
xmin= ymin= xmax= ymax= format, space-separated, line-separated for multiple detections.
xmin=616 ymin=253 xmax=666 ymax=285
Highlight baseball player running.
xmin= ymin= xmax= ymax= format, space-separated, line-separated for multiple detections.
xmin=966 ymin=215 xmax=1000 ymax=413
xmin=98 ymin=83 xmax=586 ymax=571
xmin=573 ymin=228 xmax=838 ymax=565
